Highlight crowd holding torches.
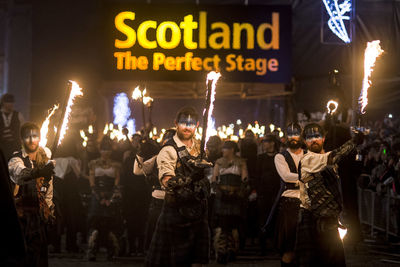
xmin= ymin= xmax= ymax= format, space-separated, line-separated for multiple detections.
xmin=70 ymin=71 xmax=282 ymax=149
xmin=80 ymin=120 xmax=285 ymax=148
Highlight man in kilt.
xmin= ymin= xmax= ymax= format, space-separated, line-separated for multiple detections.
xmin=274 ymin=123 xmax=304 ymax=266
xmin=8 ymin=122 xmax=55 ymax=266
xmin=295 ymin=123 xmax=363 ymax=267
xmin=146 ymin=107 xmax=210 ymax=267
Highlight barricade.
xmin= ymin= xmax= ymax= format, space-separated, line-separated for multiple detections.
xmin=358 ymin=182 xmax=400 ymax=239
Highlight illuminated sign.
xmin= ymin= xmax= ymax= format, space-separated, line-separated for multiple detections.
xmin=106 ymin=5 xmax=291 ymax=83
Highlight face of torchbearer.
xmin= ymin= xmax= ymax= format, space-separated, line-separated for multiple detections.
xmin=22 ymin=129 xmax=40 ymax=153
xmin=305 ymin=136 xmax=325 ymax=153
xmin=175 ymin=116 xmax=198 ymax=141
xmin=287 ymin=136 xmax=302 ymax=150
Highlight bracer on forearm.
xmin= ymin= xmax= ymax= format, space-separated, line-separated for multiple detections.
xmin=329 ymin=139 xmax=356 ymax=165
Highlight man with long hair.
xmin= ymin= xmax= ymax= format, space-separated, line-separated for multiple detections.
xmin=8 ymin=122 xmax=55 ymax=267
xmin=146 ymin=107 xmax=210 ymax=267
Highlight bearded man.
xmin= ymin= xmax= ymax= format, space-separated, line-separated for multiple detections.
xmin=8 ymin=122 xmax=55 ymax=267
xmin=295 ymin=123 xmax=363 ymax=267
xmin=146 ymin=107 xmax=210 ymax=267
xmin=273 ymin=123 xmax=304 ymax=266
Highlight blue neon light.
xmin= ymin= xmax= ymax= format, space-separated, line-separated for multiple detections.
xmin=322 ymin=0 xmax=352 ymax=43
xmin=113 ymin=93 xmax=131 ymax=127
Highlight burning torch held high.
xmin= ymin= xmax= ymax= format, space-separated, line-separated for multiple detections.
xmin=359 ymin=40 xmax=384 ymax=114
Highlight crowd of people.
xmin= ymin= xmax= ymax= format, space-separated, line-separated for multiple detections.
xmin=358 ymin=116 xmax=400 ymax=197
xmin=1 ymin=91 xmax=399 ymax=266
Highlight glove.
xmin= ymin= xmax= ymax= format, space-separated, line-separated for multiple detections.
xmin=32 ymin=162 xmax=55 ymax=179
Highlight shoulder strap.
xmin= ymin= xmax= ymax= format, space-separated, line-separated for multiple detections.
xmin=13 ymin=151 xmax=32 ymax=169
xmin=281 ymin=150 xmax=297 ymax=174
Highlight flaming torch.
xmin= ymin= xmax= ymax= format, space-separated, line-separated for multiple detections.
xmin=200 ymin=71 xmax=221 ymax=158
xmin=51 ymin=81 xmax=83 ymax=155
xmin=352 ymin=41 xmax=384 ymax=160
xmin=132 ymin=86 xmax=153 ymax=132
xmin=39 ymin=81 xmax=83 ymax=195
xmin=39 ymin=104 xmax=59 ymax=148
xmin=359 ymin=40 xmax=384 ymax=115
xmin=338 ymin=221 xmax=347 ymax=241
xmin=327 ymin=100 xmax=339 ymax=115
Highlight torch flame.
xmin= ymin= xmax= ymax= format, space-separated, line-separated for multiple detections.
xmin=88 ymin=125 xmax=93 ymax=134
xmin=132 ymin=86 xmax=142 ymax=100
xmin=205 ymin=71 xmax=221 ymax=145
xmin=338 ymin=227 xmax=347 ymax=241
xmin=132 ymin=86 xmax=153 ymax=105
xmin=79 ymin=129 xmax=89 ymax=147
xmin=58 ymin=81 xmax=83 ymax=145
xmin=359 ymin=40 xmax=384 ymax=114
xmin=39 ymin=104 xmax=59 ymax=148
xmin=79 ymin=130 xmax=85 ymax=139
xmin=327 ymin=100 xmax=339 ymax=114
xmin=143 ymin=96 xmax=153 ymax=105
xmin=338 ymin=220 xmax=347 ymax=241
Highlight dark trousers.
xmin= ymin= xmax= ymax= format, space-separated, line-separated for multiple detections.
xmin=63 ymin=173 xmax=83 ymax=252
xmin=257 ymin=194 xmax=276 ymax=252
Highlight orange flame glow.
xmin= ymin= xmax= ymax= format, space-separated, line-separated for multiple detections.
xmin=205 ymin=71 xmax=221 ymax=145
xmin=58 ymin=81 xmax=83 ymax=145
xmin=39 ymin=104 xmax=59 ymax=148
xmin=359 ymin=40 xmax=384 ymax=114
xmin=327 ymin=100 xmax=339 ymax=115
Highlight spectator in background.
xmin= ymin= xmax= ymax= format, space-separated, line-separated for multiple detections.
xmin=87 ymin=136 xmax=121 ymax=261
xmin=122 ymin=134 xmax=153 ymax=256
xmin=212 ymin=141 xmax=249 ymax=264
xmin=206 ymin=135 xmax=223 ymax=165
xmin=254 ymin=134 xmax=281 ymax=255
xmin=0 ymin=93 xmax=24 ymax=160
xmin=240 ymin=129 xmax=258 ymax=243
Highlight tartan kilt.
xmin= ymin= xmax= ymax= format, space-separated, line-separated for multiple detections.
xmin=275 ymin=197 xmax=300 ymax=254
xmin=145 ymin=204 xmax=210 ymax=267
xmin=295 ymin=208 xmax=345 ymax=267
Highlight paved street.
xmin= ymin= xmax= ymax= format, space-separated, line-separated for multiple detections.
xmin=49 ymin=242 xmax=400 ymax=267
